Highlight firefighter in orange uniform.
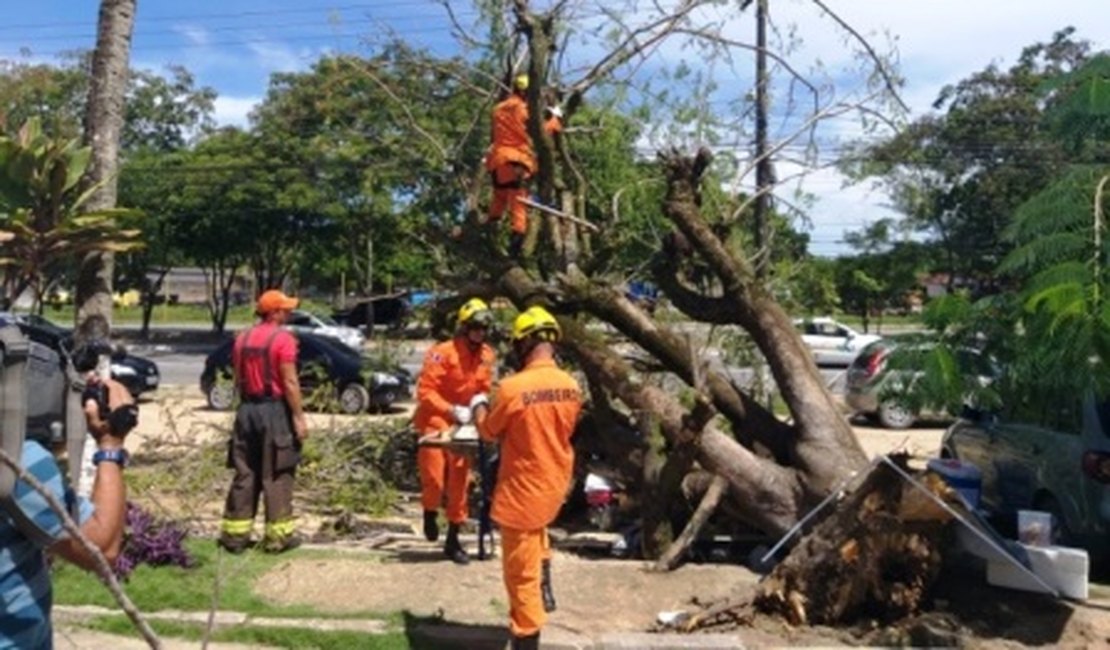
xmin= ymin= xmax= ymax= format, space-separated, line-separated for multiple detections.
xmin=472 ymin=306 xmax=582 ymax=650
xmin=487 ymin=74 xmax=536 ymax=258
xmin=413 ymin=298 xmax=496 ymax=564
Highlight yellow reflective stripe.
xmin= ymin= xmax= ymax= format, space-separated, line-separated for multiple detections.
xmin=221 ymin=519 xmax=254 ymax=535
xmin=264 ymin=519 xmax=296 ymax=539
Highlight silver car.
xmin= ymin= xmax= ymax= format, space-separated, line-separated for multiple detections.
xmin=286 ymin=309 xmax=365 ymax=352
xmin=942 ymin=395 xmax=1110 ymax=563
xmin=794 ymin=317 xmax=881 ymax=367
xmin=846 ymin=338 xmax=995 ymax=429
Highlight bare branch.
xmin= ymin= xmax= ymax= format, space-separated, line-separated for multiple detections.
xmin=807 ymin=0 xmax=909 ymax=113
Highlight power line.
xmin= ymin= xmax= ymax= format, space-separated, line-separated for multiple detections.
xmin=0 ymin=1 xmax=447 ymax=32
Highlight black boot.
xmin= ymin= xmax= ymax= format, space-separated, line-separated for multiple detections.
xmin=423 ymin=510 xmax=439 ymax=542
xmin=508 ymin=232 xmax=524 ymax=260
xmin=510 ymin=632 xmax=539 ymax=650
xmin=444 ymin=523 xmax=470 ymax=565
xmin=541 ymin=559 xmax=557 ymax=612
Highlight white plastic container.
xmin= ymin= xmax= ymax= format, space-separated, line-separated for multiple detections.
xmin=926 ymin=458 xmax=982 ymax=509
xmin=986 ymin=542 xmax=1089 ymax=600
xmin=1017 ymin=509 xmax=1054 ymax=547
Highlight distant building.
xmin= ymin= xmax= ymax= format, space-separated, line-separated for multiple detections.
xmin=146 ymin=267 xmax=254 ymax=305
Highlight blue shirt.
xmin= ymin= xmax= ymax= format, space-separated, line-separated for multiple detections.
xmin=0 ymin=441 xmax=93 ymax=650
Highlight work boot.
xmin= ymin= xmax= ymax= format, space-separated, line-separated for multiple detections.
xmin=508 ymin=232 xmax=525 ymax=260
xmin=217 ymin=535 xmax=250 ymax=555
xmin=541 ymin=559 xmax=557 ymax=612
xmin=444 ymin=523 xmax=470 ymax=565
xmin=423 ymin=510 xmax=440 ymax=542
xmin=510 ymin=632 xmax=539 ymax=650
xmin=261 ymin=534 xmax=303 ymax=554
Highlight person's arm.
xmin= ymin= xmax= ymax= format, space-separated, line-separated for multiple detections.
xmin=51 ymin=448 xmax=126 ymax=569
xmin=279 ymin=360 xmax=307 ymax=442
xmin=474 ymin=386 xmax=514 ymax=443
xmin=416 ymin=347 xmax=454 ymax=422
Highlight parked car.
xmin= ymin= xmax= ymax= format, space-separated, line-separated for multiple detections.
xmin=846 ymin=337 xmax=996 ymax=429
xmin=199 ymin=331 xmax=411 ymax=414
xmin=333 ymin=294 xmax=412 ymax=333
xmin=793 ymin=317 xmax=882 ymax=367
xmin=0 ymin=313 xmax=160 ymax=398
xmin=286 ymin=309 xmax=365 ymax=351
xmin=941 ymin=395 xmax=1110 ymax=563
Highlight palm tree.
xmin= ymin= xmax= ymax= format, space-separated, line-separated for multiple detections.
xmin=75 ymin=0 xmax=137 ymax=341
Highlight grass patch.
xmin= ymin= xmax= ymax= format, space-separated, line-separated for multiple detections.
xmin=85 ymin=615 xmax=410 ymax=649
xmin=53 ymin=538 xmax=386 ymax=620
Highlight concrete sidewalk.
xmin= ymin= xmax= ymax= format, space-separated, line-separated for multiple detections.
xmin=54 ymin=604 xmax=747 ymax=649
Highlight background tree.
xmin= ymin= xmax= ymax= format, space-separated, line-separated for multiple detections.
xmin=75 ymin=0 xmax=137 ymax=341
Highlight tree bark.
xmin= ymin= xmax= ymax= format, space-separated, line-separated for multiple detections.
xmin=76 ymin=0 xmax=137 ymax=340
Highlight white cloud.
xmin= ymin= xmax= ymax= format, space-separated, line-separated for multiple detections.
xmin=173 ymin=24 xmax=210 ymax=47
xmin=212 ymin=95 xmax=260 ymax=128
xmin=246 ymin=40 xmax=313 ymax=73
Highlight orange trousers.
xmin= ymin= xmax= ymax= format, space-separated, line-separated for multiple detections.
xmin=500 ymin=526 xmax=551 ymax=637
xmin=489 ymin=163 xmax=530 ymax=234
xmin=417 ymin=445 xmax=471 ymax=524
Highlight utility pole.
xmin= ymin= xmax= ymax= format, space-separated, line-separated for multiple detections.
xmin=753 ymin=0 xmax=771 ymax=278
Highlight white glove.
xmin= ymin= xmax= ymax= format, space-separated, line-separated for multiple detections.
xmin=469 ymin=393 xmax=490 ymax=412
xmin=450 ymin=404 xmax=472 ymax=425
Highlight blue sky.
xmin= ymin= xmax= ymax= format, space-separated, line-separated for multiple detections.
xmin=4 ymin=1 xmax=1110 ymax=256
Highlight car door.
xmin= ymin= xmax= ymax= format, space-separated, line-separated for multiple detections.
xmin=296 ymin=336 xmax=333 ymax=397
xmin=948 ymin=415 xmax=1001 ymax=510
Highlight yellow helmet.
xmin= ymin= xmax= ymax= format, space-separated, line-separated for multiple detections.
xmin=458 ymin=298 xmax=493 ymax=327
xmin=513 ymin=74 xmax=529 ymax=91
xmin=511 ymin=306 xmax=561 ymax=342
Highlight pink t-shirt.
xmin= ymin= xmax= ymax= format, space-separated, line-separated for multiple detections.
xmin=232 ymin=323 xmax=297 ymax=398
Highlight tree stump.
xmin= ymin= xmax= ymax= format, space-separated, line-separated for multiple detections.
xmin=755 ymin=457 xmax=956 ymax=626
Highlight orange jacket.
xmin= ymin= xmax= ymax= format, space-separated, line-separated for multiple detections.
xmin=487 ymin=94 xmax=535 ymax=174
xmin=477 ymin=358 xmax=582 ymax=530
xmin=413 ymin=337 xmax=495 ymax=434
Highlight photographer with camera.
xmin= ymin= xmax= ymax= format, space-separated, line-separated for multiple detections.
xmin=0 ymin=338 xmax=135 ymax=648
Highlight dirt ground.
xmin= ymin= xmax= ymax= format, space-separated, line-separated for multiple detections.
xmin=127 ymin=389 xmax=1110 ymax=648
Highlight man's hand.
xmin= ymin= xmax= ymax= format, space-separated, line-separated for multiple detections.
xmin=293 ymin=413 xmax=308 ymax=443
xmin=84 ymin=376 xmax=136 ymax=444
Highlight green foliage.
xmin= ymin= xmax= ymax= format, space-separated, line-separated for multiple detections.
xmin=0 ymin=118 xmax=142 ymax=308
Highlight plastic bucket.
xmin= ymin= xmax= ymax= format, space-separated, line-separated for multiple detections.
xmin=927 ymin=458 xmax=982 ymax=509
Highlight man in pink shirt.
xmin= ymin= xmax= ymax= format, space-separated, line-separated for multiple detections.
xmin=218 ymin=289 xmax=307 ymax=554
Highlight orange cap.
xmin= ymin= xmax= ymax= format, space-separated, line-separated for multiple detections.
xmin=257 ymin=289 xmax=298 ymax=314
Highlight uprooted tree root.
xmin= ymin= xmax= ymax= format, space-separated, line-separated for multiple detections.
xmin=688 ymin=456 xmax=959 ymax=632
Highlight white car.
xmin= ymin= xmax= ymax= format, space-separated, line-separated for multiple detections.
xmin=793 ymin=317 xmax=882 ymax=367
xmin=286 ymin=310 xmax=365 ymax=351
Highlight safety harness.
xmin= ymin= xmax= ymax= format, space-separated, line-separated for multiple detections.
xmin=234 ymin=325 xmax=285 ymax=401
xmin=0 ymin=325 xmax=86 ymax=545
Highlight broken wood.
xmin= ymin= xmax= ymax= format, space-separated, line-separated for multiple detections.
xmin=752 ymin=455 xmax=952 ymax=626
xmin=654 ymin=474 xmax=728 ymax=572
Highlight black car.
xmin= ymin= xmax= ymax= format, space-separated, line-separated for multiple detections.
xmin=200 ymin=330 xmax=412 ymax=414
xmin=332 ymin=294 xmax=412 ymax=333
xmin=0 ymin=313 xmax=160 ymax=398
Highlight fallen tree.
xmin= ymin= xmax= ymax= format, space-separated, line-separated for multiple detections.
xmin=360 ymin=0 xmax=907 ymax=563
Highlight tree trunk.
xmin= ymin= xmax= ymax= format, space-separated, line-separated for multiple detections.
xmin=76 ymin=0 xmax=136 ymax=341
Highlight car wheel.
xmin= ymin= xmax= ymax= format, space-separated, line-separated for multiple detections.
xmin=338 ymin=383 xmax=371 ymax=415
xmin=877 ymin=400 xmax=916 ymax=429
xmin=1033 ymin=494 xmax=1073 ymax=546
xmin=207 ymin=381 xmax=235 ymax=411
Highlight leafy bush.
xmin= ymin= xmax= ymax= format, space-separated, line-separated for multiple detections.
xmin=115 ymin=502 xmax=194 ymax=579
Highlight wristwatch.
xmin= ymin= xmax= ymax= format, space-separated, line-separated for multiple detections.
xmin=92 ymin=448 xmax=130 ymax=468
